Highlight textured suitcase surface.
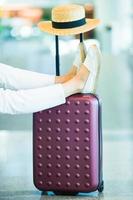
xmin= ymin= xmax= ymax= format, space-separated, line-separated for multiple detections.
xmin=33 ymin=94 xmax=103 ymax=193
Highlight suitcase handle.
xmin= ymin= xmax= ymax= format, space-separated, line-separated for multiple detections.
xmin=55 ymin=35 xmax=60 ymax=76
xmin=55 ymin=33 xmax=84 ymax=76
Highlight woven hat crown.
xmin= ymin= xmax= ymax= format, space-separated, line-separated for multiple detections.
xmin=52 ymin=4 xmax=85 ymax=22
xmin=38 ymin=4 xmax=100 ymax=35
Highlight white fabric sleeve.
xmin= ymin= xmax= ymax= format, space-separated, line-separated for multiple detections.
xmin=0 ymin=84 xmax=66 ymax=114
xmin=0 ymin=63 xmax=55 ymax=90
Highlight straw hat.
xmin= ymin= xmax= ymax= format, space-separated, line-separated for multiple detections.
xmin=38 ymin=4 xmax=100 ymax=36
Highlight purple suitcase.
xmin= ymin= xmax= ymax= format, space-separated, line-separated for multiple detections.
xmin=33 ymin=93 xmax=103 ymax=194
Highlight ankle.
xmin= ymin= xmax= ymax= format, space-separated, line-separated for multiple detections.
xmin=75 ymin=76 xmax=85 ymax=92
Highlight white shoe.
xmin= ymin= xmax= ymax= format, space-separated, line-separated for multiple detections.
xmin=73 ymin=42 xmax=87 ymax=69
xmin=82 ymin=44 xmax=101 ymax=94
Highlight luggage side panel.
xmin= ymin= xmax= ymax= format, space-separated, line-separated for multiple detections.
xmin=33 ymin=94 xmax=102 ymax=193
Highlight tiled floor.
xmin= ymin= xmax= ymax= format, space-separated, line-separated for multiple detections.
xmin=0 ymin=51 xmax=133 ymax=199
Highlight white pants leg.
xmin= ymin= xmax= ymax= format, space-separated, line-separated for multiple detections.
xmin=0 ymin=84 xmax=66 ymax=114
xmin=0 ymin=63 xmax=55 ymax=90
xmin=0 ymin=63 xmax=66 ymax=114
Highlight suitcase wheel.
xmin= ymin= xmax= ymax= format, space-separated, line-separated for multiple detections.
xmin=98 ymin=180 xmax=104 ymax=193
xmin=53 ymin=191 xmax=78 ymax=196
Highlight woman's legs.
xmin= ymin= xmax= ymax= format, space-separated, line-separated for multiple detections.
xmin=0 ymin=64 xmax=89 ymax=115
xmin=55 ymin=66 xmax=77 ymax=84
xmin=62 ymin=64 xmax=89 ymax=97
xmin=0 ymin=63 xmax=76 ymax=90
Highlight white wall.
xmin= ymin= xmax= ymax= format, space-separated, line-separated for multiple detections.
xmin=95 ymin=0 xmax=132 ymax=53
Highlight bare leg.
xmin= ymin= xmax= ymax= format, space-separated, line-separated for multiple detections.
xmin=62 ymin=64 xmax=90 ymax=97
xmin=55 ymin=66 xmax=77 ymax=84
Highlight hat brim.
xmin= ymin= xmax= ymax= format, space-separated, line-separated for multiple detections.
xmin=38 ymin=18 xmax=101 ymax=36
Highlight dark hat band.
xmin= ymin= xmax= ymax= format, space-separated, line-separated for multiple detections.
xmin=52 ymin=18 xmax=86 ymax=29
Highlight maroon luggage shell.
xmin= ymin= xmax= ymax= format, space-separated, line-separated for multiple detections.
xmin=33 ymin=94 xmax=103 ymax=194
